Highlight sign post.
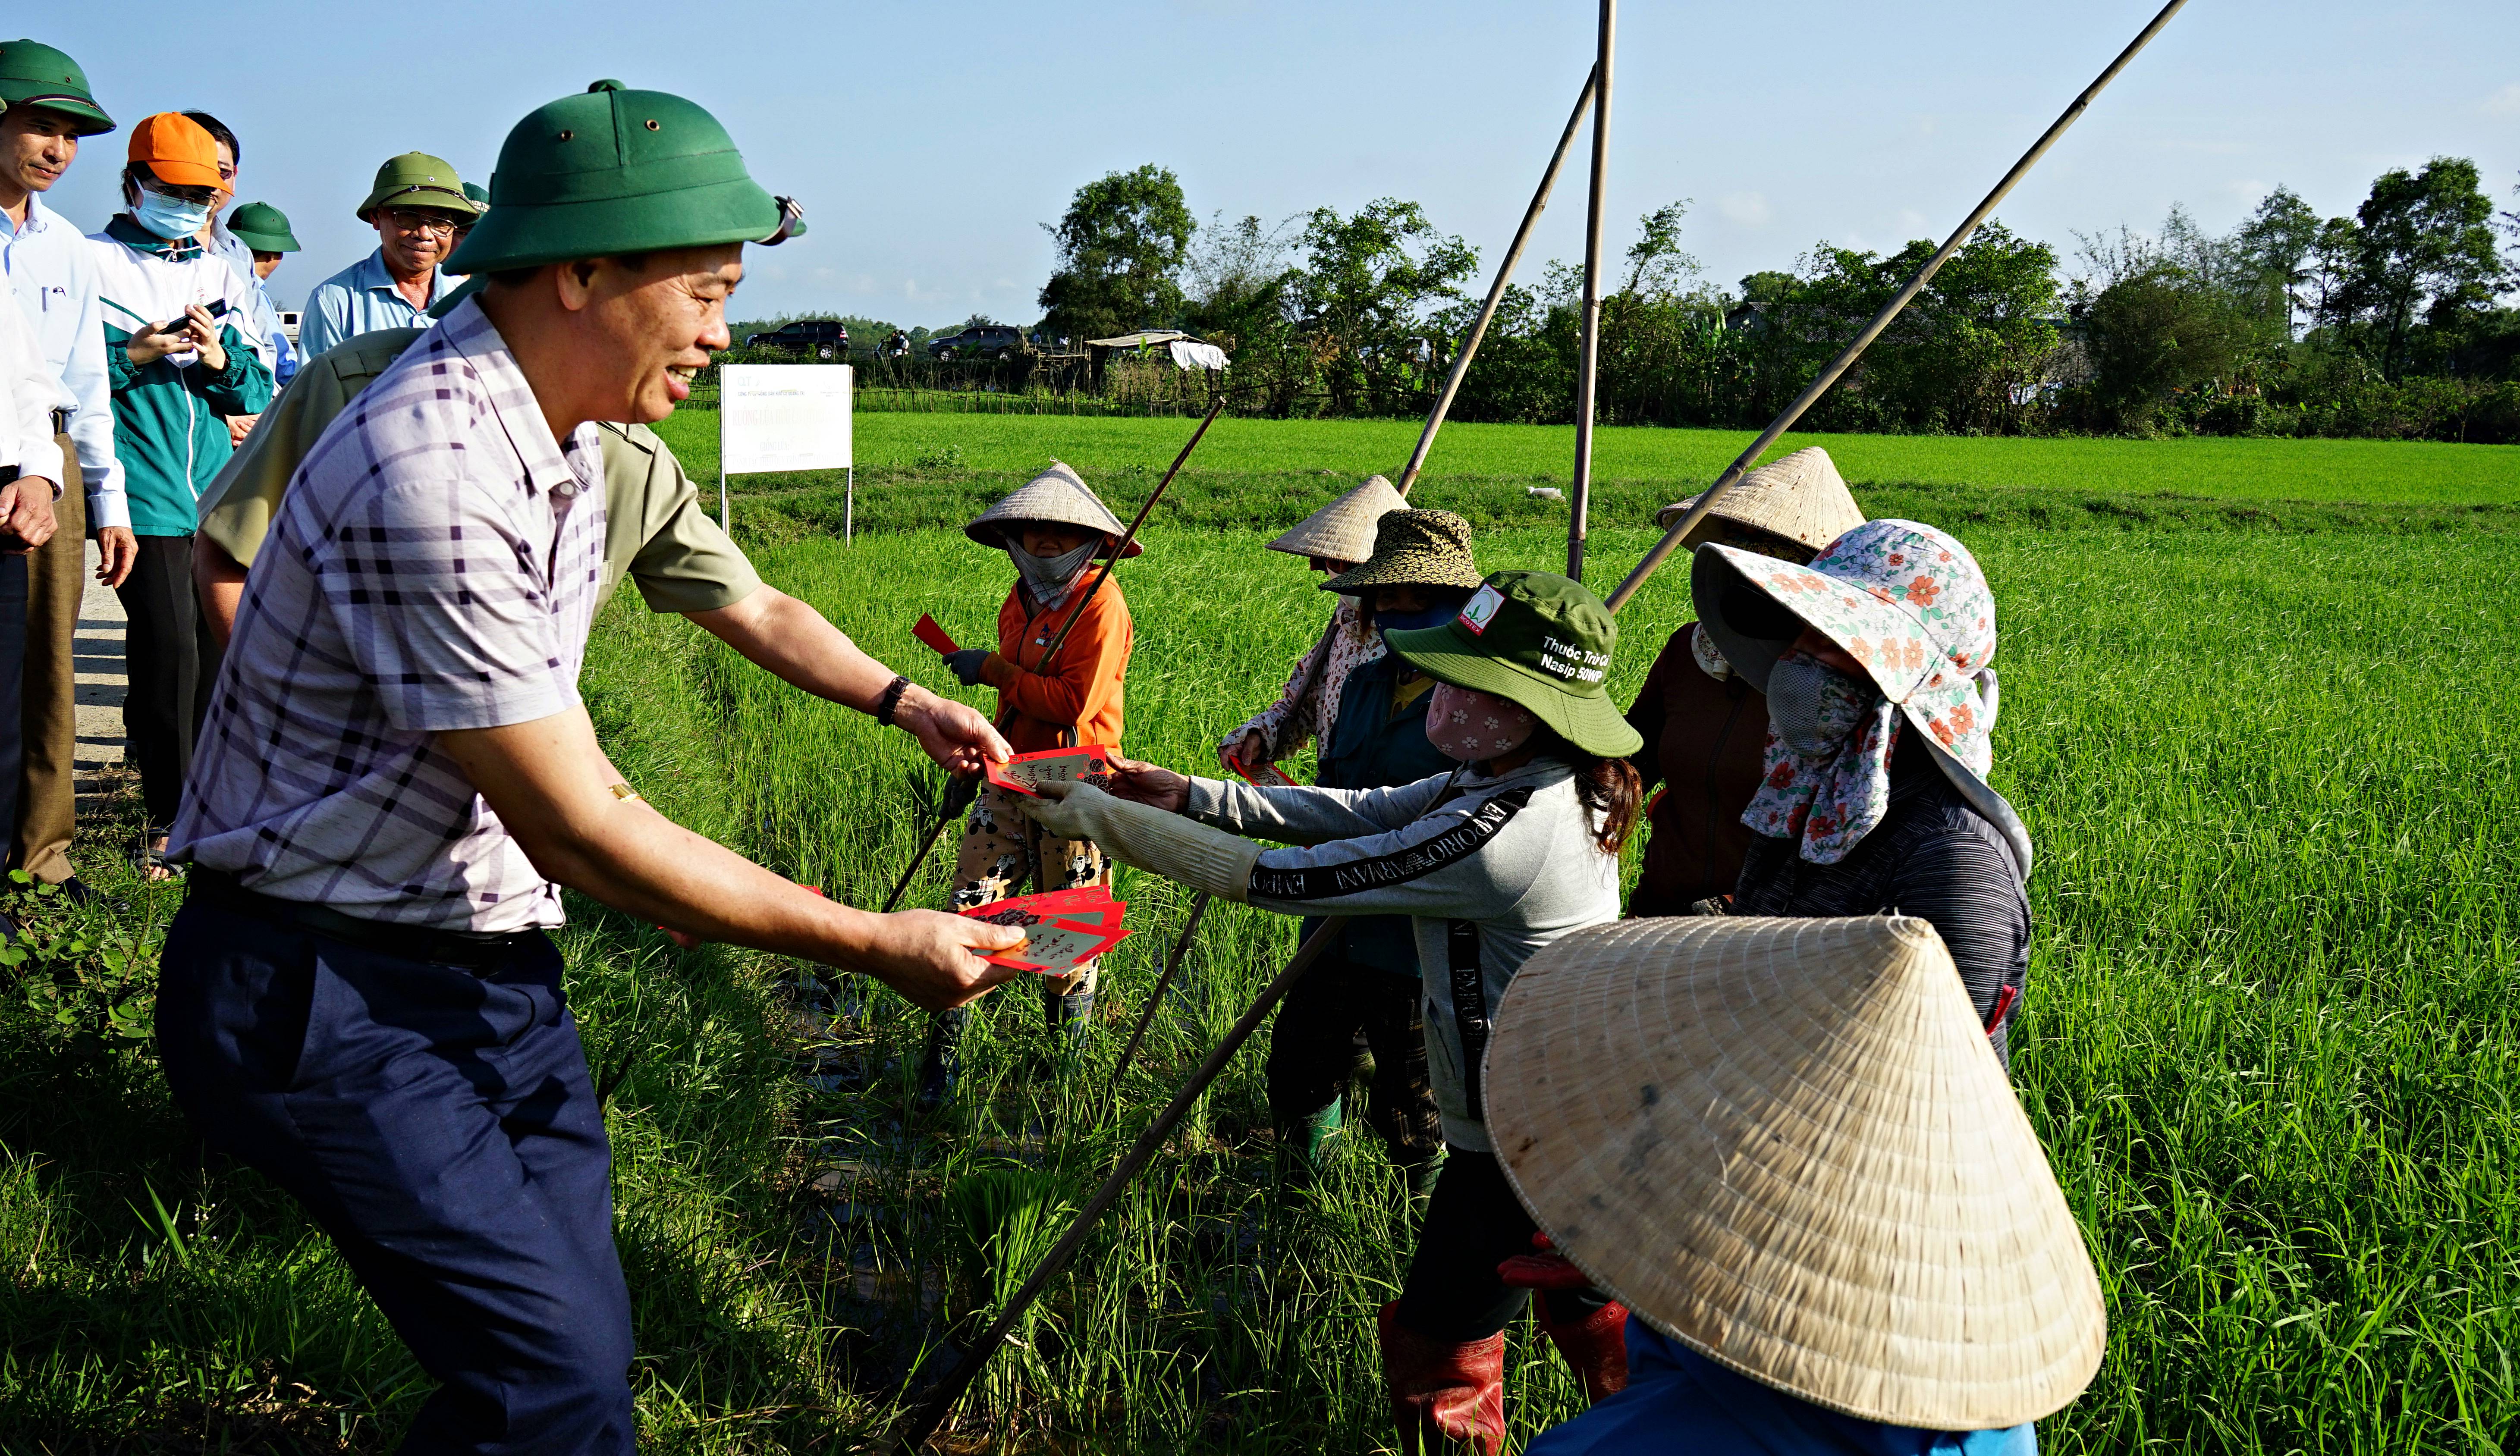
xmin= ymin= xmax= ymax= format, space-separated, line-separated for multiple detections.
xmin=717 ymin=364 xmax=855 ymax=537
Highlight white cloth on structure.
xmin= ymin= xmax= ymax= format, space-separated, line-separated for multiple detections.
xmin=1168 ymin=339 xmax=1228 ymax=372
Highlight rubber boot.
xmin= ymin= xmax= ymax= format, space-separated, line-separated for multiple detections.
xmin=1274 ymin=1098 xmax=1342 ymax=1189
xmin=916 ymin=1007 xmax=967 ymax=1109
xmin=1534 ymin=1293 xmax=1630 ymax=1404
xmin=1376 ymin=1301 xmax=1505 ymax=1456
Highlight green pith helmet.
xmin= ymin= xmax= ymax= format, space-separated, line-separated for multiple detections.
xmin=1385 ymin=571 xmax=1643 ymax=759
xmin=0 ymin=39 xmax=113 ymax=135
xmin=444 ymin=79 xmax=804 ymax=275
xmin=226 ymin=201 xmax=300 ymax=252
xmin=357 ymin=151 xmax=478 ymax=221
xmin=460 ymin=180 xmax=489 ymax=207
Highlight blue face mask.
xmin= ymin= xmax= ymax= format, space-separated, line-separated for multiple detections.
xmin=1376 ymin=600 xmax=1461 ymax=638
xmin=131 ymin=189 xmax=212 ymax=241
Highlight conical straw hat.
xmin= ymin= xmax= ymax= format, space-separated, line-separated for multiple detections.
xmin=1655 ymin=446 xmax=1865 ymax=552
xmin=965 ymin=460 xmax=1141 ymax=558
xmin=1486 ymin=915 xmax=2105 ymax=1431
xmin=1269 ymin=474 xmax=1407 ymax=562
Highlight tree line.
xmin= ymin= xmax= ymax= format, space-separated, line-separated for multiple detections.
xmin=1027 ymin=159 xmax=2520 ymax=443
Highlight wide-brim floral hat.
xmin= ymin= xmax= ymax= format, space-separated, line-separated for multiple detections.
xmin=1691 ymin=520 xmax=2032 ymax=876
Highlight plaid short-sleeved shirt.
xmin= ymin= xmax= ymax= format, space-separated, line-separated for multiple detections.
xmin=169 ymin=296 xmax=608 ymax=932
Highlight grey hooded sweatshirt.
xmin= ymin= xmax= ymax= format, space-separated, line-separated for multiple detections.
xmin=1186 ymin=756 xmax=1621 ymax=1152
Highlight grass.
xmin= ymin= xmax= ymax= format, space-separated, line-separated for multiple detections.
xmin=652 ymin=409 xmax=2520 ymax=505
xmin=1 ymin=422 xmax=2515 ymax=1450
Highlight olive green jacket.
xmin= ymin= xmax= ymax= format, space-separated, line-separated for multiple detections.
xmin=196 ymin=326 xmax=761 ymax=615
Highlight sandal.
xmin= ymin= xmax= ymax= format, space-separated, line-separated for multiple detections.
xmin=135 ymin=834 xmax=185 ymax=884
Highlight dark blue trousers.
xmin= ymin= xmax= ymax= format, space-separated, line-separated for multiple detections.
xmin=155 ymin=896 xmax=635 ymax=1454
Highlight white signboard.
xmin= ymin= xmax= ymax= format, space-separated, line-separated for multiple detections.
xmin=720 ymin=364 xmax=852 ymax=474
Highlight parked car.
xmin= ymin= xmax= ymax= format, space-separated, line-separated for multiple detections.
xmin=746 ymin=319 xmax=850 ymax=359
xmin=927 ymin=324 xmax=1028 ymax=362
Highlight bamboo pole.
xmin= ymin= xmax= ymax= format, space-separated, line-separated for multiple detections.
xmin=1603 ymin=0 xmax=2191 ymax=615
xmin=886 ymin=916 xmax=1347 ymax=1453
xmin=1394 ymin=65 xmax=1599 ymax=497
xmin=1035 ymin=374 xmax=1227 ymax=667
xmin=883 ymin=12 xmax=2197 ymax=1443
xmin=1567 ymin=0 xmax=1615 ymax=582
xmin=1103 ymin=891 xmax=1214 ymax=1099
xmin=876 ymin=377 xmax=1228 ymax=910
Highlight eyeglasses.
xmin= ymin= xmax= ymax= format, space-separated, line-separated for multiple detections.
xmin=382 ymin=209 xmax=462 ymax=238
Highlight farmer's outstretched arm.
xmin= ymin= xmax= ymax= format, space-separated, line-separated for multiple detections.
xmin=436 ymin=707 xmax=1020 ymax=1012
xmin=690 ymin=586 xmax=1010 ymax=773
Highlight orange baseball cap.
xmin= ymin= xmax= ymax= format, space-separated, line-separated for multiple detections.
xmin=126 ymin=112 xmax=224 ymax=189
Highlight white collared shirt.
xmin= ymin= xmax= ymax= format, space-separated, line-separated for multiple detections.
xmin=0 ymin=194 xmax=126 ymax=525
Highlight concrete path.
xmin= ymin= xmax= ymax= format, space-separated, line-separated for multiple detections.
xmin=75 ymin=540 xmax=127 ymax=812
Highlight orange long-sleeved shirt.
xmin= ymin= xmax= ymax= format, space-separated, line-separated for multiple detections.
xmin=978 ymin=577 xmax=1131 ymax=753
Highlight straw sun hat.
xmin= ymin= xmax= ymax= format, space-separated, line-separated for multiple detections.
xmin=965 ymin=461 xmax=1141 ymax=559
xmin=1484 ymin=914 xmax=2105 ymax=1431
xmin=1269 ymin=474 xmax=1407 ymax=562
xmin=1657 ymin=446 xmax=1866 ymax=556
xmin=1692 ymin=518 xmax=2031 ymax=875
xmin=1319 ymin=508 xmax=1483 ymax=594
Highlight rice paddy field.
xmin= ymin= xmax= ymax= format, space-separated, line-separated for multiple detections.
xmin=1 ymin=414 xmax=2516 ymax=1452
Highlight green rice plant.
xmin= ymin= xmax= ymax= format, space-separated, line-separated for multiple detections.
xmin=654 ymin=408 xmax=2520 ymax=506
xmin=3 ymin=433 xmax=2516 ymax=1451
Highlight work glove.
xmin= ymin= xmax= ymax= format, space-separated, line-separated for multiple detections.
xmin=943 ymin=648 xmax=992 ymax=687
xmin=1021 ymin=780 xmax=1260 ymax=901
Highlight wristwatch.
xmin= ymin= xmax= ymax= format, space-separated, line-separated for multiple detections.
xmin=875 ymin=674 xmax=912 ymax=728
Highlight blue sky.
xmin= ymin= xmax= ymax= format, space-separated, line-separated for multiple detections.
xmin=38 ymin=1 xmax=2520 ymax=323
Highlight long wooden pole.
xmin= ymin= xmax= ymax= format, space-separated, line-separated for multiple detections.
xmin=1036 ymin=376 xmax=1227 ymax=668
xmin=1567 ymin=0 xmax=1615 ymax=583
xmin=1603 ymin=0 xmax=2191 ymax=615
xmin=886 ymin=917 xmax=1346 ymax=1452
xmin=1394 ymin=65 xmax=1599 ymax=497
xmin=1103 ymin=891 xmax=1214 ymax=1099
xmin=878 ymin=380 xmax=1228 ymax=909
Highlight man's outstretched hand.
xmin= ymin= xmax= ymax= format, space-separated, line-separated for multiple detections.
xmin=899 ymin=687 xmax=1011 ymax=777
xmin=862 ymin=908 xmax=1026 ymax=1011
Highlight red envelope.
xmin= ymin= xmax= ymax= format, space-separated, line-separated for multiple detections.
xmin=958 ymin=889 xmax=1132 ymax=973
xmin=985 ymin=745 xmax=1115 ymax=799
xmin=913 ymin=613 xmax=960 ymax=655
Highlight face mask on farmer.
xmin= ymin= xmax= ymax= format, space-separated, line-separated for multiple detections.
xmin=1425 ymin=682 xmax=1538 ymax=763
xmin=1009 ymin=540 xmax=1098 ymax=609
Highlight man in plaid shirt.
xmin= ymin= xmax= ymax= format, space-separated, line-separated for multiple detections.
xmin=154 ymin=83 xmax=1020 ymax=1455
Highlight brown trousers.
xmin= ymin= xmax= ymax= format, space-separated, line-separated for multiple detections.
xmin=13 ymin=436 xmax=83 ymax=884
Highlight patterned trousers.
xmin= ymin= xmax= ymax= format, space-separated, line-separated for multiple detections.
xmin=951 ymin=783 xmax=1106 ymax=996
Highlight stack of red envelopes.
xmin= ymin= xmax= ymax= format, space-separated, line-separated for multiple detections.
xmin=984 ymin=745 xmax=1115 ymax=799
xmin=957 ymin=887 xmax=1131 ymax=974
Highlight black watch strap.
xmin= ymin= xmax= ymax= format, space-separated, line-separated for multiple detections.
xmin=874 ymin=674 xmax=912 ymax=728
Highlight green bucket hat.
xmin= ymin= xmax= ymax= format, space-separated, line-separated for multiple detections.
xmin=1320 ymin=508 xmax=1484 ymax=595
xmin=226 ymin=201 xmax=299 ymax=252
xmin=1385 ymin=571 xmax=1643 ymax=759
xmin=444 ymin=79 xmax=804 ymax=276
xmin=357 ymin=151 xmax=478 ymax=222
xmin=0 ymin=40 xmax=113 ymax=135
